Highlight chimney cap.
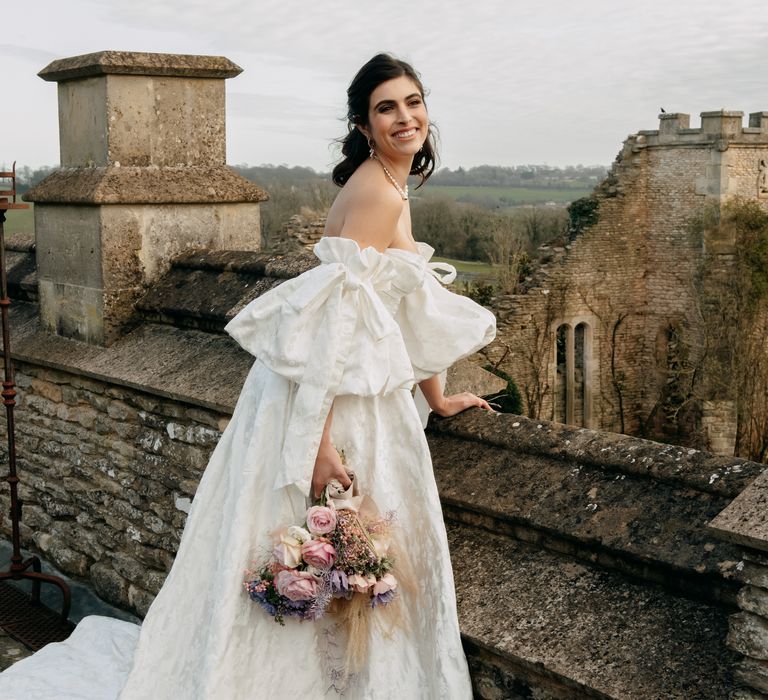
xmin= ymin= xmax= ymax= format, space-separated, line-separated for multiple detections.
xmin=39 ymin=50 xmax=243 ymax=82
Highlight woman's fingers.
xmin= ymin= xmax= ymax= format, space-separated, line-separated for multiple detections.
xmin=335 ymin=468 xmax=353 ymax=488
xmin=313 ymin=463 xmax=352 ymax=499
xmin=440 ymin=392 xmax=497 ymax=416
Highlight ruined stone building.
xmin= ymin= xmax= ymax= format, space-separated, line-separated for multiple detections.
xmin=486 ymin=111 xmax=768 ymax=462
xmin=1 ymin=52 xmax=767 ymax=698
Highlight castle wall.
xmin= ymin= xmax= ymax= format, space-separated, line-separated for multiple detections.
xmin=486 ymin=111 xmax=768 ymax=453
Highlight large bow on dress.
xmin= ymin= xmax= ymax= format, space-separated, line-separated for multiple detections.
xmin=224 ymin=238 xmax=415 ymax=496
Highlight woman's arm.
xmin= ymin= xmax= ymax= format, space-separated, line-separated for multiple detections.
xmin=311 ymin=402 xmax=353 ymax=499
xmin=418 ymin=374 xmax=494 ymax=418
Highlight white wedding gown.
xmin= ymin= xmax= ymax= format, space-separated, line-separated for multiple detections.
xmin=0 ymin=237 xmax=496 ymax=699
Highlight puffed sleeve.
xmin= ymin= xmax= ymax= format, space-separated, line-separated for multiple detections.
xmin=224 ymin=237 xmax=414 ymax=496
xmin=394 ymin=256 xmax=497 ymax=381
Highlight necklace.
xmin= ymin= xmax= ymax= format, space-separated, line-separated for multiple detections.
xmin=372 ymin=154 xmax=408 ymax=201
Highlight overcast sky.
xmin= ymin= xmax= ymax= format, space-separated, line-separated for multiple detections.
xmin=3 ymin=0 xmax=768 ymax=173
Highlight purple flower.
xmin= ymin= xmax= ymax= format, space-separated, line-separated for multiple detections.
xmin=371 ymin=589 xmax=396 ymax=608
xmin=329 ymin=569 xmax=351 ymax=598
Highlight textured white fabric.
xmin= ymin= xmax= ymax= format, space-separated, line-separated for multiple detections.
xmin=0 ymin=617 xmax=138 ymax=700
xmin=0 ymin=237 xmax=496 ymax=699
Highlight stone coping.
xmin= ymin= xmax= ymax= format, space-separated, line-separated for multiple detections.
xmin=171 ymin=248 xmax=318 ymax=277
xmin=700 ymin=110 xmax=745 ymax=118
xmin=431 ymin=429 xmax=745 ymax=598
xmin=39 ymin=51 xmax=242 ymax=82
xmin=24 ymin=166 xmax=268 ymax=204
xmin=136 ymin=250 xmax=319 ymax=331
xmin=450 ymin=524 xmax=736 ymax=699
xmin=4 ymin=233 xmax=35 ymax=253
xmin=430 ymin=409 xmax=764 ymax=498
xmin=6 ymin=302 xmax=250 ymax=414
xmin=709 ymin=469 xmax=768 ymax=553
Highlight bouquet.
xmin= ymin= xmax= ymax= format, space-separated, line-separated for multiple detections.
xmin=244 ymin=470 xmax=401 ymax=627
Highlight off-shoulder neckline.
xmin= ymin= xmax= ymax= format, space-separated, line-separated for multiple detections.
xmin=318 ymin=235 xmax=434 ymax=262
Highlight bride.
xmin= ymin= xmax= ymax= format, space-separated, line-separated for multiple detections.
xmin=0 ymin=53 xmax=496 ymax=699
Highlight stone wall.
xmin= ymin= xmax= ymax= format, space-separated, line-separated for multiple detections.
xmin=486 ymin=111 xmax=768 ymax=457
xmin=2 ymin=361 xmax=227 ymax=617
xmin=710 ymin=469 xmax=768 ymax=697
xmin=269 ymin=213 xmax=326 ymax=253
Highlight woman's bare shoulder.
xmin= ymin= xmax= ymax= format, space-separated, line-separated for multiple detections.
xmin=326 ymin=162 xmax=403 ymax=251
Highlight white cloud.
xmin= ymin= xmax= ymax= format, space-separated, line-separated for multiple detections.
xmin=3 ymin=0 xmax=768 ymax=170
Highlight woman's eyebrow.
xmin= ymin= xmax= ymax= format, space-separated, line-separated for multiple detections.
xmin=373 ymin=93 xmax=422 ymax=110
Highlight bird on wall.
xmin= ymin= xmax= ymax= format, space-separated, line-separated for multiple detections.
xmin=660 ymin=107 xmax=667 ymax=113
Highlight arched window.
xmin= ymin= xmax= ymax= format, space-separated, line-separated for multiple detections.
xmin=553 ymin=321 xmax=592 ymax=427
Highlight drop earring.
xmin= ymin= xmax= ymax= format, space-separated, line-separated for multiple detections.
xmin=368 ymin=137 xmax=376 ymax=159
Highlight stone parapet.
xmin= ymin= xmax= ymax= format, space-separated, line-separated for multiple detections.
xmin=451 ymin=525 xmax=735 ymax=699
xmin=709 ymin=469 xmax=768 ymax=698
xmin=632 ymin=110 xmax=768 ymax=150
xmin=429 ymin=409 xmax=763 ymax=498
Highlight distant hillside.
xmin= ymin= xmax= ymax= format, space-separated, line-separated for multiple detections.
xmin=429 ymin=164 xmax=608 ymax=188
xmin=9 ymin=162 xmax=608 ymax=192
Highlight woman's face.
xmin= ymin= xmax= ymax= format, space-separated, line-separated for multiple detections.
xmin=361 ymin=75 xmax=428 ymax=161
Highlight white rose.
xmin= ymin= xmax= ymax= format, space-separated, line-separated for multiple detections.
xmin=272 ymin=526 xmax=311 ymax=568
xmin=286 ymin=526 xmax=312 ymax=544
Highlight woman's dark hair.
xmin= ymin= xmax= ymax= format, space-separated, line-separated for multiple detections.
xmin=332 ymin=53 xmax=438 ymax=188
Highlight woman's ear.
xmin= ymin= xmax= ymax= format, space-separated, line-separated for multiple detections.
xmin=356 ymin=124 xmax=370 ymax=141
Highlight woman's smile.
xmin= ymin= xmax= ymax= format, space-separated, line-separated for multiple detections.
xmin=392 ymin=127 xmax=417 ymax=140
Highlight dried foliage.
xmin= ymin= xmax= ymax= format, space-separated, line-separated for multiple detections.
xmin=686 ymin=198 xmax=768 ymax=461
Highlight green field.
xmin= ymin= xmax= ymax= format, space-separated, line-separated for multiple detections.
xmin=432 ymin=255 xmax=497 ymax=277
xmin=416 ymin=184 xmax=592 ymax=208
xmin=2 ymin=203 xmax=34 ymax=234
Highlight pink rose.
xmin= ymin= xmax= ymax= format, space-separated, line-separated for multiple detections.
xmin=301 ymin=539 xmax=336 ymax=570
xmin=274 ymin=570 xmax=319 ymax=602
xmin=373 ymin=573 xmax=398 ymax=596
xmin=306 ymin=506 xmax=337 ymax=535
xmin=348 ymin=573 xmax=377 ymax=593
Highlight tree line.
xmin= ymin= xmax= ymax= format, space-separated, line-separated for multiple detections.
xmin=428 ymin=164 xmax=607 ymax=188
xmin=10 ymin=163 xmax=588 ymax=276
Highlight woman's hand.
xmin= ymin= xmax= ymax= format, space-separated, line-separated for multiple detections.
xmin=311 ymin=442 xmax=352 ymax=500
xmin=432 ymin=392 xmax=496 ymax=418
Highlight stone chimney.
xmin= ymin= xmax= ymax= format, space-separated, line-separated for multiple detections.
xmin=25 ymin=50 xmax=268 ymax=346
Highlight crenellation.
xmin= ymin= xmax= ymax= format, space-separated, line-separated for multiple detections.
xmin=701 ymin=110 xmax=745 ymax=137
xmin=659 ymin=112 xmax=691 ymax=140
xmin=750 ymin=112 xmax=768 ymax=130
xmin=634 ymin=110 xmax=768 ymax=150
